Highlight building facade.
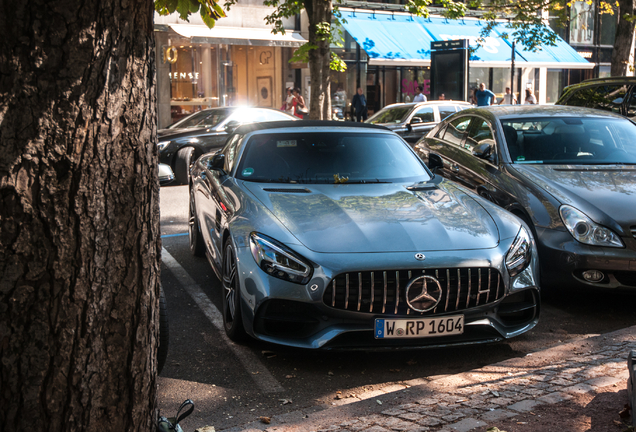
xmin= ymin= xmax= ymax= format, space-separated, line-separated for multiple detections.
xmin=154 ymin=2 xmax=304 ymax=128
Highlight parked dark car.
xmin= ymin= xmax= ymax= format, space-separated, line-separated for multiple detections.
xmin=366 ymin=101 xmax=472 ymax=144
xmin=158 ymin=107 xmax=297 ymax=184
xmin=414 ymin=105 xmax=636 ymax=292
xmin=188 ymin=120 xmax=540 ymax=349
xmin=556 ymin=76 xmax=636 ymax=120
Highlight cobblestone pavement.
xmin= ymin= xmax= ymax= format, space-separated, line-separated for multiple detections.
xmin=228 ymin=325 xmax=636 ymax=432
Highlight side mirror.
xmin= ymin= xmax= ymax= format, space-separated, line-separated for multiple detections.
xmin=207 ymin=153 xmax=226 ymax=173
xmin=427 ymin=153 xmax=444 ymax=173
xmin=224 ymin=120 xmax=241 ymax=134
xmin=410 ymin=117 xmax=424 ymax=125
xmin=158 ymin=163 xmax=175 ymax=186
xmin=472 ymin=142 xmax=493 ymax=159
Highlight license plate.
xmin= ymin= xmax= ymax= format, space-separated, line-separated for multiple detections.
xmin=374 ymin=315 xmax=464 ymax=339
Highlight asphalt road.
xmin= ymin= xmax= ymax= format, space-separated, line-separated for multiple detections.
xmin=158 ymin=184 xmax=636 ymax=432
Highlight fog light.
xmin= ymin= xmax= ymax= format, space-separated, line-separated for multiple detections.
xmin=582 ymin=270 xmax=604 ymax=282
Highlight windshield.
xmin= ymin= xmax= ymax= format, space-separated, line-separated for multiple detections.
xmin=501 ymin=117 xmax=636 ymax=165
xmin=235 ymin=132 xmax=432 ymax=184
xmin=367 ymin=106 xmax=412 ymax=124
xmin=168 ymin=109 xmax=232 ymax=129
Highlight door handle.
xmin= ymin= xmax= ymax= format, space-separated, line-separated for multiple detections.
xmin=450 ymin=164 xmax=460 ymax=173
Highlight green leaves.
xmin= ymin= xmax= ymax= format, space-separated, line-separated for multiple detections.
xmin=154 ymin=0 xmax=227 ymax=28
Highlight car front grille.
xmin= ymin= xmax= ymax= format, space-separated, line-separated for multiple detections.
xmin=323 ymin=267 xmax=504 ymax=316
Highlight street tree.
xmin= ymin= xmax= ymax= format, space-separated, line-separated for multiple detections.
xmin=0 ymin=0 xmax=160 ymax=430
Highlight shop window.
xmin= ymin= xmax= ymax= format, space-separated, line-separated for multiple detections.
xmin=546 ymin=70 xmax=564 ymax=103
xmin=569 ymin=1 xmax=595 ymax=44
xmin=600 ymin=11 xmax=617 ymax=46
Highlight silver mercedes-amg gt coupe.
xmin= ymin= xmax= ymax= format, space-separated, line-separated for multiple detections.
xmin=188 ymin=121 xmax=540 ymax=349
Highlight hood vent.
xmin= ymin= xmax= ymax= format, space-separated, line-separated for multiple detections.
xmin=263 ymin=188 xmax=311 ymax=194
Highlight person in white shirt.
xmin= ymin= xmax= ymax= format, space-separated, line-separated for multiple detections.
xmin=498 ymin=87 xmax=517 ymax=105
xmin=524 ymin=88 xmax=537 ymax=104
xmin=413 ymin=85 xmax=427 ymax=102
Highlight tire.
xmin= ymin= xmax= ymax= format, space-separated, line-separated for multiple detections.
xmin=174 ymin=146 xmax=195 ymax=185
xmin=222 ymin=238 xmax=247 ymax=342
xmin=158 ymin=285 xmax=169 ymax=375
xmin=188 ymin=188 xmax=205 ymax=257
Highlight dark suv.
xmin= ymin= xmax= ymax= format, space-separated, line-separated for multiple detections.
xmin=556 ymin=77 xmax=636 ymax=120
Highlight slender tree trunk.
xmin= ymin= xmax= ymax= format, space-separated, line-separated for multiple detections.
xmin=611 ymin=0 xmax=636 ymax=76
xmin=0 ymin=0 xmax=160 ymax=430
xmin=306 ymin=0 xmax=332 ymax=120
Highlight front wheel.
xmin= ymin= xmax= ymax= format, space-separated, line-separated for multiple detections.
xmin=222 ymin=238 xmax=247 ymax=341
xmin=188 ymin=188 xmax=205 ymax=257
xmin=174 ymin=147 xmax=195 ymax=185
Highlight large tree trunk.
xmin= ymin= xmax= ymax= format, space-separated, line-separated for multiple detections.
xmin=611 ymin=0 xmax=636 ymax=76
xmin=0 ymin=0 xmax=160 ymax=431
xmin=306 ymin=0 xmax=332 ymax=120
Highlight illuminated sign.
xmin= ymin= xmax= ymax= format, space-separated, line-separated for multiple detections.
xmin=578 ymin=51 xmax=593 ymax=59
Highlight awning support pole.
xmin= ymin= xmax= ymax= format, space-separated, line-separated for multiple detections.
xmin=511 ymin=41 xmax=515 ymax=103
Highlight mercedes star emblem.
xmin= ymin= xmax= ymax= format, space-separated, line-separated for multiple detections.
xmin=405 ymin=275 xmax=442 ymax=312
xmin=414 ymin=253 xmax=426 ymax=261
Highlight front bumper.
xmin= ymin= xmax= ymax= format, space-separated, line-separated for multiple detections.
xmin=536 ymin=226 xmax=636 ymax=289
xmin=234 ymin=245 xmax=540 ymax=349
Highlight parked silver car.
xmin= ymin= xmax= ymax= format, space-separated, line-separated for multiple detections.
xmin=189 ymin=121 xmax=540 ymax=349
xmin=366 ymin=101 xmax=472 ymax=144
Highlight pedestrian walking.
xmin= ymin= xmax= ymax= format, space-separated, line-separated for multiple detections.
xmin=292 ymin=87 xmax=307 ymax=119
xmin=498 ymin=87 xmax=517 ymax=105
xmin=475 ymin=82 xmax=496 ymax=106
xmin=524 ymin=88 xmax=537 ymax=104
xmin=351 ymin=87 xmax=368 ymax=122
xmin=413 ymin=85 xmax=427 ymax=102
xmin=282 ymin=87 xmax=295 ymax=114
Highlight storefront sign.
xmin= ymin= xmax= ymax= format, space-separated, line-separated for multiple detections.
xmin=163 ymin=46 xmax=178 ymax=64
xmin=439 ymin=35 xmax=501 ymax=54
xmin=578 ymin=51 xmax=593 ymax=59
xmin=402 ymin=79 xmax=431 ymax=96
xmin=169 ymin=71 xmax=200 ymax=81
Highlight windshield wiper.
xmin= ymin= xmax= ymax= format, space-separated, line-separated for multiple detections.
xmin=342 ymin=180 xmax=391 ymax=184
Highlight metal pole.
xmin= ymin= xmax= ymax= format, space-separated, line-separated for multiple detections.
xmin=511 ymin=41 xmax=516 ymax=104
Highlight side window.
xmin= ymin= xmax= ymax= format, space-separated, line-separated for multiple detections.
xmin=465 ymin=119 xmax=494 ymax=153
xmin=438 ymin=106 xmax=457 ymax=121
xmin=587 ymin=85 xmax=628 ymax=113
xmin=564 ymin=86 xmax=597 ymax=107
xmin=443 ymin=117 xmax=471 ymax=146
xmin=223 ymin=135 xmax=241 ymax=173
xmin=412 ymin=107 xmax=435 ymax=123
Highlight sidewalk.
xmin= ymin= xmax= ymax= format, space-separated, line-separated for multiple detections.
xmin=226 ymin=325 xmax=636 ymax=432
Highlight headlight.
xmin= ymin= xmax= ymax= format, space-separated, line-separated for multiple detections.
xmin=506 ymin=225 xmax=532 ymax=278
xmin=157 ymin=141 xmax=170 ymax=151
xmin=559 ymin=205 xmax=623 ymax=248
xmin=249 ymin=233 xmax=313 ymax=284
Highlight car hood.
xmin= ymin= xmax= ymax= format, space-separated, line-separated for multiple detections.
xmin=157 ymin=127 xmax=219 ymax=140
xmin=512 ymin=164 xmax=636 ymax=228
xmin=243 ymin=181 xmax=499 ymax=253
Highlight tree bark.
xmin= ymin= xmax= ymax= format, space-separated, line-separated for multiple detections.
xmin=0 ymin=0 xmax=160 ymax=431
xmin=306 ymin=0 xmax=332 ymax=120
xmin=611 ymin=0 xmax=636 ymax=76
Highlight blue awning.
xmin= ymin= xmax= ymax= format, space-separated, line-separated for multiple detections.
xmin=339 ymin=11 xmax=593 ymax=69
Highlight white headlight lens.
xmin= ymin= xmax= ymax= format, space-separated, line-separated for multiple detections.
xmin=506 ymin=226 xmax=532 ymax=278
xmin=249 ymin=233 xmax=313 ymax=284
xmin=559 ymin=205 xmax=623 ymax=248
xmin=157 ymin=141 xmax=170 ymax=151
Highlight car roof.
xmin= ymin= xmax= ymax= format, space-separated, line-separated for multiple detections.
xmin=563 ymin=77 xmax=636 ymax=90
xmin=381 ymin=101 xmax=472 ymax=110
xmin=234 ymin=120 xmax=392 ymax=135
xmin=450 ymin=105 xmax=629 ymax=121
